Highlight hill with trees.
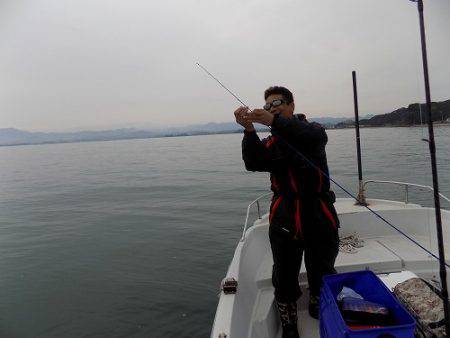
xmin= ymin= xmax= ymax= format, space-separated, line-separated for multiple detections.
xmin=335 ymin=99 xmax=450 ymax=128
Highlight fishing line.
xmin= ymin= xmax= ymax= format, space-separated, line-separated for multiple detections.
xmin=196 ymin=62 xmax=450 ymax=269
xmin=276 ymin=136 xmax=450 ymax=269
xmin=415 ymin=54 xmax=437 ymax=275
xmin=409 ymin=49 xmax=435 ymax=267
xmin=418 ymin=102 xmax=435 ymax=274
xmin=196 ymin=63 xmax=249 ymax=108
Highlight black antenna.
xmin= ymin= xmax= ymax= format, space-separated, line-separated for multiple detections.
xmin=352 ymin=71 xmax=366 ymax=205
xmin=411 ymin=0 xmax=450 ymax=334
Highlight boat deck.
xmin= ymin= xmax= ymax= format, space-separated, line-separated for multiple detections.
xmin=255 ymin=234 xmax=444 ymax=290
xmin=259 ymin=234 xmax=448 ymax=338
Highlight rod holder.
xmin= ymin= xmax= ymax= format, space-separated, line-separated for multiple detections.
xmin=357 ymin=180 xmax=367 ymax=206
xmin=352 ymin=71 xmax=367 ymax=206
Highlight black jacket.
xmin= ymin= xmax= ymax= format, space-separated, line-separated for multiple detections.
xmin=242 ymin=114 xmax=339 ymax=238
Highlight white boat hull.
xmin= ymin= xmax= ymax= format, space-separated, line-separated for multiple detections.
xmin=211 ymin=198 xmax=450 ymax=338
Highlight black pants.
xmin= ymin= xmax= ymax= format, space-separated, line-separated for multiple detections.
xmin=269 ymin=222 xmax=339 ymax=303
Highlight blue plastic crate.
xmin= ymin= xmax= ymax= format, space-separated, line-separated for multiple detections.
xmin=320 ymin=270 xmax=416 ymax=338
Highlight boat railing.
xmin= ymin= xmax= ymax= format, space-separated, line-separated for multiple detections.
xmin=363 ymin=180 xmax=450 ymax=205
xmin=241 ymin=192 xmax=272 ymax=241
xmin=241 ymin=181 xmax=450 ymax=241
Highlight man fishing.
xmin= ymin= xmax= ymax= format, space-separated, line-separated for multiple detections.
xmin=234 ymin=86 xmax=339 ymax=338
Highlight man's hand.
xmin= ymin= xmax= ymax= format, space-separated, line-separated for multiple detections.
xmin=245 ymin=109 xmax=274 ymax=127
xmin=234 ymin=106 xmax=255 ymax=131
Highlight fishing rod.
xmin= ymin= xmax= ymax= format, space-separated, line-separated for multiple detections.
xmin=196 ymin=62 xmax=450 ymax=270
xmin=411 ymin=0 xmax=450 ymax=334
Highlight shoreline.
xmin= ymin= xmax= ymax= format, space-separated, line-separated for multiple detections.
xmin=1 ymin=124 xmax=448 ymax=148
xmin=333 ymin=123 xmax=450 ymax=130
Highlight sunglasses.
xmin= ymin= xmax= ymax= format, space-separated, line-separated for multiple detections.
xmin=263 ymin=99 xmax=286 ymax=111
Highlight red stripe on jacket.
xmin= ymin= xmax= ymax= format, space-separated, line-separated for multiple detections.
xmin=270 ymin=196 xmax=283 ymax=224
xmin=288 ymin=168 xmax=302 ymax=237
xmin=320 ymin=200 xmax=337 ymax=229
xmin=317 ymin=169 xmax=323 ymax=193
xmin=265 ymin=136 xmax=278 ymax=148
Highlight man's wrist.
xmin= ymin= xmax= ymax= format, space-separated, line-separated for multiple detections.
xmin=270 ymin=113 xmax=280 ymax=127
xmin=244 ymin=127 xmax=256 ymax=133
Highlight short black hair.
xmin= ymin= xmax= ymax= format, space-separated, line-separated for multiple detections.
xmin=264 ymin=86 xmax=294 ymax=104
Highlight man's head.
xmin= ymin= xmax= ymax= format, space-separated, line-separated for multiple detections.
xmin=264 ymin=86 xmax=295 ymax=118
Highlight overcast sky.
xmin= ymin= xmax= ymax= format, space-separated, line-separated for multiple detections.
xmin=1 ymin=0 xmax=449 ymax=131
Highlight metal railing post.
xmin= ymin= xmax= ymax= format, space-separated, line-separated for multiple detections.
xmin=240 ymin=192 xmax=272 ymax=241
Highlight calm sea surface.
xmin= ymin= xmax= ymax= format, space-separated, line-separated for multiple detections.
xmin=0 ymin=126 xmax=449 ymax=338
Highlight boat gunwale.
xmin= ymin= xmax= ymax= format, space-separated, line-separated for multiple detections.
xmin=211 ymin=196 xmax=450 ymax=338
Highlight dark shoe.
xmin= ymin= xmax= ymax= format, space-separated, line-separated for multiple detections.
xmin=308 ymin=294 xmax=319 ymax=319
xmin=282 ymin=323 xmax=300 ymax=338
xmin=276 ymin=302 xmax=299 ymax=338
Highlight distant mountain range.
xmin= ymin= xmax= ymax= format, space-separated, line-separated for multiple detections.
xmin=0 ymin=123 xmax=255 ymax=146
xmin=0 ymin=128 xmax=159 ymax=146
xmin=0 ymin=103 xmax=447 ymax=146
xmin=0 ymin=116 xmax=355 ymax=146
